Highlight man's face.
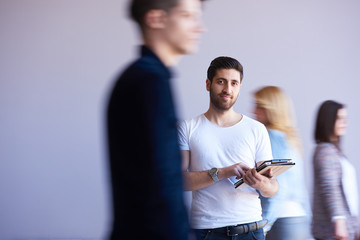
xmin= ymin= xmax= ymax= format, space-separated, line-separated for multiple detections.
xmin=163 ymin=0 xmax=204 ymax=55
xmin=207 ymin=68 xmax=241 ymax=111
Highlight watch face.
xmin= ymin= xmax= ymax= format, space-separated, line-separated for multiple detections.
xmin=210 ymin=168 xmax=218 ymax=175
xmin=210 ymin=167 xmax=219 ymax=182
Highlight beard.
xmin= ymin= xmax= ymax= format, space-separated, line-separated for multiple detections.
xmin=209 ymin=88 xmax=238 ymax=111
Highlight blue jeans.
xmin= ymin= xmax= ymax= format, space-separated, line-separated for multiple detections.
xmin=265 ymin=216 xmax=311 ymax=240
xmin=194 ymin=228 xmax=265 ymax=240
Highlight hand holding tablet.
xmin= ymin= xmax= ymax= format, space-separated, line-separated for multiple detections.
xmin=234 ymin=159 xmax=294 ymax=188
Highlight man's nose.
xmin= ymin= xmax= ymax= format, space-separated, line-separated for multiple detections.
xmin=222 ymin=83 xmax=232 ymax=94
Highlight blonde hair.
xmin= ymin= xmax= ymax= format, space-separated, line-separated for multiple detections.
xmin=254 ymin=86 xmax=303 ymax=154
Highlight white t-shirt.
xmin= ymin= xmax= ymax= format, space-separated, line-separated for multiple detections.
xmin=178 ymin=114 xmax=273 ymax=229
xmin=340 ymin=157 xmax=359 ymax=217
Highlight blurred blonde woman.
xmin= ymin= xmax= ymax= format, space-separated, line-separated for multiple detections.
xmin=253 ymin=86 xmax=311 ymax=240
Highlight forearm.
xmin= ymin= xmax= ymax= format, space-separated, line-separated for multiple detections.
xmin=183 ymin=171 xmax=213 ymax=191
xmin=183 ymin=167 xmax=233 ymax=191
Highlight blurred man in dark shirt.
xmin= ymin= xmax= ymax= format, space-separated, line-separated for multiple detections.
xmin=107 ymin=0 xmax=205 ymax=239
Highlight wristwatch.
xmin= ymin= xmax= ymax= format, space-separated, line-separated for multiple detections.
xmin=209 ymin=167 xmax=219 ymax=182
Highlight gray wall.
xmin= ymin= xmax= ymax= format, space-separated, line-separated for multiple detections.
xmin=1 ymin=0 xmax=359 ymax=239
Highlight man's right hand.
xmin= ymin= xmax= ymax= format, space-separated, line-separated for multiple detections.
xmin=218 ymin=162 xmax=250 ymax=180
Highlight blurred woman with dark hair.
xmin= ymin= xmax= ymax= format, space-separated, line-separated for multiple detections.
xmin=312 ymin=100 xmax=359 ymax=240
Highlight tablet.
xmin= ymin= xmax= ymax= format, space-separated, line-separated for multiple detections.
xmin=234 ymin=159 xmax=295 ymax=188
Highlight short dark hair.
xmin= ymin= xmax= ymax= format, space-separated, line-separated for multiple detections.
xmin=314 ymin=100 xmax=344 ymax=144
xmin=207 ymin=56 xmax=244 ymax=82
xmin=129 ymin=0 xmax=179 ymax=26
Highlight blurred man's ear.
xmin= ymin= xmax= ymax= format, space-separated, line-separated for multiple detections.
xmin=144 ymin=10 xmax=167 ymax=29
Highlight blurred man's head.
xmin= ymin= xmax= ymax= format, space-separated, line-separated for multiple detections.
xmin=129 ymin=0 xmax=205 ymax=56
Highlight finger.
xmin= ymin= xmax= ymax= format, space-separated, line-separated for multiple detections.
xmin=267 ymin=169 xmax=273 ymax=178
xmin=239 ymin=163 xmax=250 ymax=171
xmin=242 ymin=166 xmax=251 ymax=172
xmin=236 ymin=167 xmax=246 ymax=177
xmin=250 ymin=168 xmax=262 ymax=181
xmin=263 ymin=169 xmax=273 ymax=178
xmin=243 ymin=174 xmax=253 ymax=185
xmin=244 ymin=170 xmax=257 ymax=185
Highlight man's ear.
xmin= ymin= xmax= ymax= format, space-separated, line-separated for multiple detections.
xmin=144 ymin=9 xmax=167 ymax=29
xmin=206 ymin=78 xmax=211 ymax=91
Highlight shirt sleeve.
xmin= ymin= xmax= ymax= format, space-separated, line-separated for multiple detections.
xmin=177 ymin=120 xmax=190 ymax=151
xmin=255 ymin=123 xmax=273 ymax=163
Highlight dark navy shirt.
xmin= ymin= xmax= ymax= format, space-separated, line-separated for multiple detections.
xmin=107 ymin=46 xmax=189 ymax=240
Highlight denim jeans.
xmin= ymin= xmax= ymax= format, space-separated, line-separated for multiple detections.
xmin=193 ymin=228 xmax=265 ymax=240
xmin=265 ymin=216 xmax=311 ymax=240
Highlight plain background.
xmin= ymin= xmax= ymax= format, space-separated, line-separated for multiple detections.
xmin=1 ymin=0 xmax=360 ymax=239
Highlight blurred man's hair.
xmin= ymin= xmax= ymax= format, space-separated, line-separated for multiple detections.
xmin=130 ymin=0 xmax=178 ymax=27
xmin=129 ymin=0 xmax=205 ymax=28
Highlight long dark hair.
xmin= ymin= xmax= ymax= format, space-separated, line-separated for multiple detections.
xmin=314 ymin=100 xmax=344 ymax=146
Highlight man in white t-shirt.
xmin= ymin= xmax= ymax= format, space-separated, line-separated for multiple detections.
xmin=178 ymin=56 xmax=279 ymax=240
